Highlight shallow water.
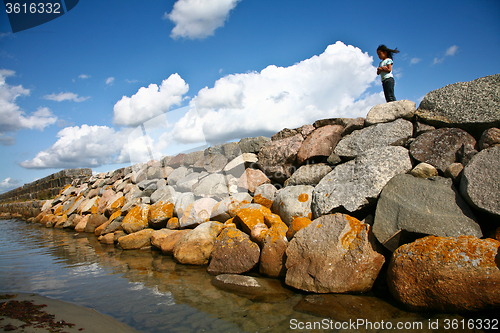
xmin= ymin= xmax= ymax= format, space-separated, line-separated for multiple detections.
xmin=0 ymin=219 xmax=492 ymax=332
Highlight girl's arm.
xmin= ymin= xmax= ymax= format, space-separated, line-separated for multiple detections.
xmin=378 ymin=63 xmax=392 ymax=73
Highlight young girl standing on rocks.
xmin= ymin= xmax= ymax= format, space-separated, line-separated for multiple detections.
xmin=377 ymin=44 xmax=399 ymax=102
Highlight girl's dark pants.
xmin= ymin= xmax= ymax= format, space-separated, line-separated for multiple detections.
xmin=382 ymin=77 xmax=396 ymax=102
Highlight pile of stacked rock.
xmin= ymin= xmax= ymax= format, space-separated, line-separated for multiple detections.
xmin=32 ymin=74 xmax=500 ymax=312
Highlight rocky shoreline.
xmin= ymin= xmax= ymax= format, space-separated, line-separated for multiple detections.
xmin=2 ymin=74 xmax=499 ymax=313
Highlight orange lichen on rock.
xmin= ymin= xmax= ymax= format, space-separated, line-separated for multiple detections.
xmin=263 ymin=213 xmax=285 ymax=229
xmin=150 ymin=201 xmax=174 ymax=221
xmin=53 ymin=205 xmax=63 ymax=216
xmin=109 ymin=210 xmax=122 ymax=222
xmin=340 ymin=215 xmax=365 ymax=251
xmin=254 ymin=194 xmax=273 ymax=209
xmin=110 ymin=196 xmax=124 ymax=210
xmin=122 ymin=204 xmax=150 ymax=234
xmin=393 ymin=235 xmax=500 ymax=268
xmin=166 ymin=217 xmax=179 ymax=230
xmin=94 ymin=220 xmax=110 ymax=236
xmin=287 ymin=216 xmax=312 ymax=240
xmin=227 ymin=200 xmax=251 ymax=217
xmin=234 ymin=206 xmax=267 ymax=234
xmin=298 ymin=193 xmax=309 ymax=203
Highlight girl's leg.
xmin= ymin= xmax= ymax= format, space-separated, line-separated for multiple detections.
xmin=382 ymin=78 xmax=396 ymax=102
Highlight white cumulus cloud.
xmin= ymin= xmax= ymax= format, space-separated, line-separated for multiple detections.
xmin=19 ymin=125 xmax=132 ymax=169
xmin=0 ymin=177 xmax=21 ymax=194
xmin=171 ymin=41 xmax=383 ymax=144
xmin=113 ymin=73 xmax=189 ymax=127
xmin=43 ymin=92 xmax=90 ymax=102
xmin=0 ymin=69 xmax=57 ymax=145
xmin=166 ymin=0 xmax=241 ymax=39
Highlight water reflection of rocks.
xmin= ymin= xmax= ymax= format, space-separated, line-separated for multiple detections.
xmin=15 ymin=222 xmax=487 ymax=333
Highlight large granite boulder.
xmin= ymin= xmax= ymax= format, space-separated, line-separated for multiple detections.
xmin=388 ymin=235 xmax=500 ymax=311
xmin=257 ymin=134 xmax=304 ymax=182
xmin=121 ymin=204 xmax=150 ymax=234
xmin=365 ymin=100 xmax=416 ymax=126
xmin=460 ymin=145 xmax=500 ymax=217
xmin=207 ymin=226 xmax=261 ymax=275
xmin=160 ymin=230 xmax=190 ymax=255
xmin=416 ymin=74 xmax=500 ymax=132
xmin=285 ymin=213 xmax=385 ymax=293
xmin=373 ymin=174 xmax=482 ymax=251
xmin=312 ymin=146 xmax=412 ymax=215
xmin=334 ymin=118 xmax=413 ymax=159
xmin=85 ymin=213 xmax=108 ymax=233
xmin=173 ymin=222 xmax=223 ymax=265
xmin=149 ymin=200 xmax=174 ymax=229
xmin=409 ymin=127 xmax=476 ymax=172
xmin=118 ymin=229 xmax=154 ymax=250
xmin=296 ymin=125 xmax=343 ymax=165
xmin=272 ymin=185 xmax=314 ymax=226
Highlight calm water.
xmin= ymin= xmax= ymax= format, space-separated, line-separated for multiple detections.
xmin=0 ymin=219 xmax=491 ymax=333
xmin=0 ymin=219 xmax=323 ymax=332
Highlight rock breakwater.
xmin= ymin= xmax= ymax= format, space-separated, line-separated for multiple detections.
xmin=2 ymin=74 xmax=500 ymax=313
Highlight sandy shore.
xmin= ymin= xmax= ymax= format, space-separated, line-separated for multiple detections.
xmin=0 ymin=293 xmax=141 ymax=333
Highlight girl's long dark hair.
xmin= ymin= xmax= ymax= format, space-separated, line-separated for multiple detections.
xmin=377 ymin=44 xmax=400 ymax=59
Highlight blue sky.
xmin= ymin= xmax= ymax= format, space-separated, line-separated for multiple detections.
xmin=1 ymin=0 xmax=499 ymax=193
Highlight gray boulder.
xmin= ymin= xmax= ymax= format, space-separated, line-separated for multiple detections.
xmin=416 ymin=74 xmax=500 ymax=132
xmin=296 ymin=125 xmax=343 ymax=165
xmin=460 ymin=145 xmax=500 ymax=217
xmin=176 ymin=172 xmax=207 ymax=192
xmin=150 ymin=185 xmax=178 ymax=204
xmin=334 ymin=118 xmax=413 ymax=159
xmin=312 ymin=146 xmax=412 ymax=215
xmin=174 ymin=192 xmax=195 ymax=218
xmin=272 ymin=185 xmax=314 ymax=226
xmin=193 ymin=173 xmax=233 ymax=198
xmin=257 ymin=133 xmax=304 ymax=182
xmin=183 ymin=150 xmax=205 ymax=167
xmin=201 ymin=154 xmax=228 ymax=173
xmin=372 ymin=174 xmax=482 ymax=251
xmin=409 ymin=127 xmax=476 ymax=172
xmin=365 ymin=100 xmax=416 ymax=126
xmin=238 ymin=136 xmax=271 ymax=154
xmin=285 ymin=213 xmax=385 ymax=293
xmin=167 ymin=166 xmax=190 ymax=186
xmin=285 ymin=163 xmax=332 ymax=186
